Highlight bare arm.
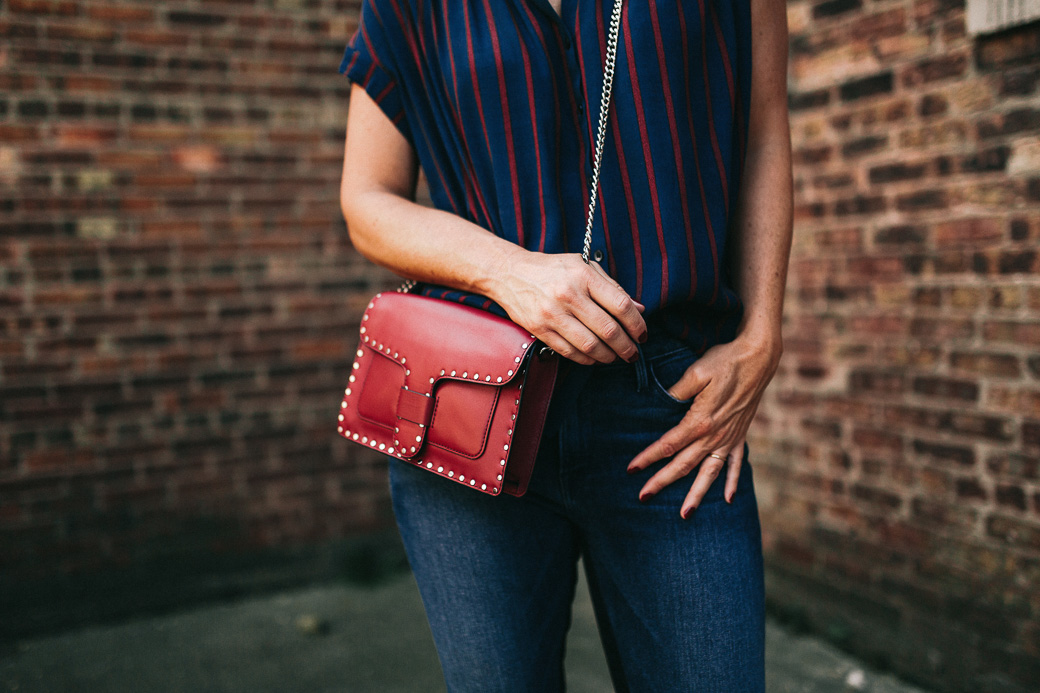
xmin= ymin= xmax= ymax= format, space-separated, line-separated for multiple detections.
xmin=338 ymin=86 xmax=515 ymax=303
xmin=729 ymin=0 xmax=793 ymax=350
xmin=626 ymin=0 xmax=793 ymax=516
xmin=339 ymin=82 xmax=646 ymax=365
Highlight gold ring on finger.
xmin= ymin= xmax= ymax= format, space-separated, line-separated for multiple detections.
xmin=708 ymin=453 xmax=725 ymax=461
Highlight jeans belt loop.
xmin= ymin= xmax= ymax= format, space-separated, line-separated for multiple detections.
xmin=634 ymin=343 xmax=649 ymax=392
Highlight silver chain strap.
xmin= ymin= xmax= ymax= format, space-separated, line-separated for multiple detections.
xmin=582 ymin=0 xmax=624 ymax=265
xmin=399 ymin=0 xmax=625 ymax=292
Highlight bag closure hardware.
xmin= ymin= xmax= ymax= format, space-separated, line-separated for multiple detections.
xmin=395 ymin=387 xmax=434 ymax=457
xmin=397 ymin=387 xmax=434 ymax=426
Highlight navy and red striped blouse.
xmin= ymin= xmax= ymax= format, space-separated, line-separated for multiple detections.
xmin=339 ymin=0 xmax=752 ymax=354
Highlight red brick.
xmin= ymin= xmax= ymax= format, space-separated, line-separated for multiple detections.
xmin=912 ymin=376 xmax=978 ymax=401
xmin=1025 ymin=421 xmax=1040 ymax=450
xmin=86 ymin=3 xmax=153 ymax=22
xmin=977 ymin=107 xmax=1040 ymax=140
xmin=852 ymin=427 xmax=904 ymax=451
xmin=848 ymin=368 xmax=907 ymax=395
xmin=901 ymin=52 xmax=969 ymax=86
xmin=851 ymin=483 xmax=903 ymax=509
xmin=45 ymin=22 xmax=116 ymax=42
xmin=124 ymin=29 xmax=192 ymax=48
xmin=943 ymin=412 xmax=1016 ymax=442
xmin=976 ymin=19 xmax=1040 ymax=70
xmin=8 ymin=0 xmax=78 ymax=15
xmin=982 ymin=320 xmax=1040 ymax=346
xmin=909 ymin=317 xmax=974 ymax=340
xmin=933 ymin=217 xmax=1004 ymax=246
xmin=0 ymin=124 xmax=41 ymax=141
xmin=848 ymin=7 xmax=906 ymax=40
xmin=950 ymin=351 xmax=1021 ymax=377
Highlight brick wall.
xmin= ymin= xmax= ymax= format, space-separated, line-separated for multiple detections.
xmin=751 ymin=2 xmax=1040 ymax=691
xmin=3 ymin=0 xmax=1039 ymax=688
xmin=0 ymin=0 xmax=406 ymax=625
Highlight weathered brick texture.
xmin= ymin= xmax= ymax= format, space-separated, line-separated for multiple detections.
xmin=756 ymin=2 xmax=1040 ymax=690
xmin=3 ymin=0 xmax=1039 ymax=687
xmin=0 ymin=0 xmax=409 ymax=602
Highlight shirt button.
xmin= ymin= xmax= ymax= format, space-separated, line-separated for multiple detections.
xmin=593 ymin=249 xmax=604 ymax=262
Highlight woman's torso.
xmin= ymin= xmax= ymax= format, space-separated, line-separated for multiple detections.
xmin=340 ymin=0 xmax=753 ymax=353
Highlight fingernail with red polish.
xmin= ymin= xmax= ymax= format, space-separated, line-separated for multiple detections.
xmin=638 ymin=331 xmax=648 ymax=344
xmin=639 ymin=491 xmax=653 ymax=502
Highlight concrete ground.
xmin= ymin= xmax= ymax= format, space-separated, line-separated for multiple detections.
xmin=2 ymin=563 xmax=933 ymax=693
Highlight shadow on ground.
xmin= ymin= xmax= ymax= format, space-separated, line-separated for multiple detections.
xmin=2 ymin=560 xmax=934 ymax=693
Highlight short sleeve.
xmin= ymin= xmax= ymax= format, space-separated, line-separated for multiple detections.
xmin=338 ymin=0 xmax=414 ymax=146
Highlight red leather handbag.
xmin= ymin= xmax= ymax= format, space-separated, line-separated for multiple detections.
xmin=336 ymin=290 xmax=560 ymax=496
xmin=335 ymin=0 xmax=625 ymax=496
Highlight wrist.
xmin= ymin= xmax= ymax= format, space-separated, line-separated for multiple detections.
xmin=474 ymin=240 xmax=529 ymax=305
xmin=735 ymin=316 xmax=783 ymax=357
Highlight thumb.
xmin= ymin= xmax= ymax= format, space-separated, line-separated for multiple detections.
xmin=669 ymin=365 xmax=709 ymax=401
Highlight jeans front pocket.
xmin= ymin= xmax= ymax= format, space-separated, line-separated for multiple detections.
xmin=646 ymin=349 xmax=697 ymax=407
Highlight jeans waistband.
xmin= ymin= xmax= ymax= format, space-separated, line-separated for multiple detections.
xmin=556 ymin=330 xmax=695 ymax=396
xmin=544 ymin=328 xmax=699 ymax=437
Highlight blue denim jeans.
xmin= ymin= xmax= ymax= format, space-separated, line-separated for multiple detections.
xmin=388 ymin=333 xmax=766 ymax=692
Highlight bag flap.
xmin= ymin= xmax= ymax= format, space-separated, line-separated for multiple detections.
xmin=360 ymin=291 xmax=539 ymax=398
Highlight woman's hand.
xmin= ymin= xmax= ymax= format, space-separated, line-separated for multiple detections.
xmin=485 ymin=247 xmax=647 ymax=366
xmin=626 ymin=327 xmax=782 ymax=518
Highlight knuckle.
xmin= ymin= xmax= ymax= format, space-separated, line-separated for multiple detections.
xmin=562 ymin=344 xmax=585 ymax=362
xmin=550 ymin=281 xmax=575 ymax=303
xmin=690 ymin=418 xmax=714 ymax=438
xmin=600 ymin=321 xmax=620 ymax=341
xmin=578 ymin=336 xmax=599 ymax=355
xmin=536 ymin=305 xmax=560 ymax=327
xmin=612 ymin=292 xmax=630 ymax=313
xmin=565 ymin=347 xmax=594 ymax=365
xmin=658 ymin=439 xmax=682 ymax=458
xmin=531 ymin=314 xmax=551 ymax=332
xmin=677 ymin=457 xmax=698 ymax=475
